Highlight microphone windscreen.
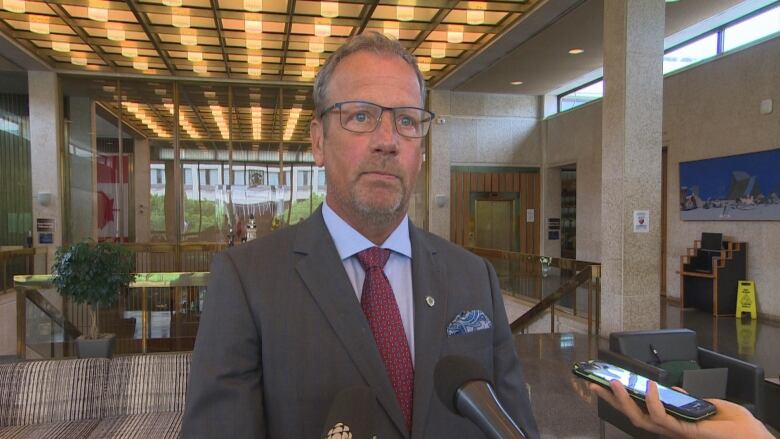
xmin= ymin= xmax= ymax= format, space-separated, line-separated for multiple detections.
xmin=321 ymin=386 xmax=376 ymax=439
xmin=434 ymin=355 xmax=492 ymax=413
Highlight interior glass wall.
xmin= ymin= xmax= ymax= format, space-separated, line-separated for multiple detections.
xmin=59 ymin=76 xmax=332 ymax=249
xmin=0 ymin=69 xmax=31 ymax=248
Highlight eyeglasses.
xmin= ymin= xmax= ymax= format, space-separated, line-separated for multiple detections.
xmin=319 ymin=100 xmax=435 ymax=138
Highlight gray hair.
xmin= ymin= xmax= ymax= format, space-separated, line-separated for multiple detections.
xmin=312 ymin=32 xmax=426 ymax=118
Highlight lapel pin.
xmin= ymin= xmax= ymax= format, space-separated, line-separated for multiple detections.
xmin=426 ymin=296 xmax=435 ymax=307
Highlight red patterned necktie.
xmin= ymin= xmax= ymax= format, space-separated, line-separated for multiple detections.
xmin=357 ymin=247 xmax=414 ymax=431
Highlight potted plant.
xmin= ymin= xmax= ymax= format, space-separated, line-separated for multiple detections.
xmin=52 ymin=241 xmax=134 ymax=358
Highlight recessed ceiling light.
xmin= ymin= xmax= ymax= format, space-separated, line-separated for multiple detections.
xmin=172 ymin=11 xmax=190 ymax=28
xmin=122 ymin=46 xmax=138 ymax=58
xmin=181 ymin=31 xmax=197 ymax=46
xmin=510 ymin=81 xmax=523 ymax=85
xmin=321 ymin=1 xmax=338 ymax=18
xmin=106 ymin=25 xmax=125 ymax=41
xmin=71 ymin=54 xmax=87 ymax=66
xmin=52 ymin=41 xmax=71 ymax=53
xmin=29 ymin=16 xmax=49 ymax=34
xmin=3 ymin=0 xmax=25 ymax=14
xmin=568 ymin=48 xmax=584 ymax=55
xmin=467 ymin=2 xmax=486 ymax=26
xmin=244 ymin=0 xmax=262 ymax=12
xmin=383 ymin=21 xmax=400 ymax=40
xmin=396 ymin=5 xmax=414 ymax=22
xmin=88 ymin=6 xmax=108 ymax=23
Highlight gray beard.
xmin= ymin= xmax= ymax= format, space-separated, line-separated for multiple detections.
xmin=349 ymin=184 xmax=407 ymax=228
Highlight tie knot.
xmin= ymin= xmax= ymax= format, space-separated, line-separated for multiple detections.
xmin=356 ymin=247 xmax=391 ymax=271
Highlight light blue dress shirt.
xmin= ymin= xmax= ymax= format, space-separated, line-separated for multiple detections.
xmin=321 ymin=200 xmax=415 ymax=363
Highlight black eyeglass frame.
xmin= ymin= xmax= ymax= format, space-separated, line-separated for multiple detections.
xmin=319 ymin=100 xmax=436 ymax=138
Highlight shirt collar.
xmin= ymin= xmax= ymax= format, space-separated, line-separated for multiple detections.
xmin=322 ymin=200 xmax=412 ymax=260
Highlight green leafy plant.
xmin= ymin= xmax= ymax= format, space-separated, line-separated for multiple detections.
xmin=51 ymin=241 xmax=134 ymax=340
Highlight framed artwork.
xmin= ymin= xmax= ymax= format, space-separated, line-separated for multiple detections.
xmin=679 ymin=148 xmax=780 ymax=220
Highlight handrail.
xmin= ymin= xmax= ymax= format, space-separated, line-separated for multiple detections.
xmin=466 ymin=247 xmax=601 ymax=336
xmin=510 ymin=267 xmax=593 ymax=333
xmin=14 ymin=272 xmax=210 ymax=359
xmin=465 ymin=246 xmax=598 ymax=272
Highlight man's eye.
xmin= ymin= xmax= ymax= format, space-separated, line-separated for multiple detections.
xmin=398 ymin=115 xmax=416 ymax=127
xmin=353 ymin=112 xmax=369 ymax=123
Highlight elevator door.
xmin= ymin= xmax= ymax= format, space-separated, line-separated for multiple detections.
xmin=474 ymin=199 xmax=515 ymax=251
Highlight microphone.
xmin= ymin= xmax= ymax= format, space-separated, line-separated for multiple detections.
xmin=434 ymin=355 xmax=528 ymax=439
xmin=321 ymin=386 xmax=377 ymax=439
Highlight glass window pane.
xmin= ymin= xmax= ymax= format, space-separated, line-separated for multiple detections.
xmin=663 ymin=34 xmax=719 ymax=74
xmin=119 ymin=80 xmax=175 ymax=244
xmin=0 ymin=72 xmax=31 ymax=248
xmin=559 ymin=80 xmax=604 ymax=112
xmin=723 ymin=5 xmax=780 ymax=51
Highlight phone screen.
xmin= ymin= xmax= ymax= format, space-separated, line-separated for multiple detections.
xmin=585 ymin=361 xmax=698 ymax=408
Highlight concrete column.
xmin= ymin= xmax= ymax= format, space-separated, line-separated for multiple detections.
xmin=427 ymin=90 xmax=452 ymax=240
xmin=600 ymin=0 xmax=664 ymax=334
xmin=28 ymin=71 xmax=62 ymax=268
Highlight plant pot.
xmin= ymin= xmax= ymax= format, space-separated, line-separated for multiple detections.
xmin=75 ymin=333 xmax=116 ymax=358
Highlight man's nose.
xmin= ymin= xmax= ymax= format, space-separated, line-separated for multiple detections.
xmin=372 ymin=112 xmax=399 ymax=152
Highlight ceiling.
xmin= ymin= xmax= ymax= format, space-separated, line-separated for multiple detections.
xmin=0 ymin=0 xmax=542 ymax=85
xmin=0 ymin=0 xmax=763 ymax=146
xmin=452 ymin=0 xmax=753 ymax=95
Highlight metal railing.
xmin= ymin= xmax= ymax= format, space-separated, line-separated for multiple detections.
xmin=1 ymin=247 xmax=47 ymax=293
xmin=124 ymin=242 xmax=225 ymax=273
xmin=14 ymin=272 xmax=209 ymax=359
xmin=467 ymin=247 xmax=601 ymax=336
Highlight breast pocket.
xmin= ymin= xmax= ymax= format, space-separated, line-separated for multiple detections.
xmin=442 ymin=328 xmax=493 ymax=354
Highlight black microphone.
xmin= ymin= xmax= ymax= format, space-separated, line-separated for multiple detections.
xmin=321 ymin=386 xmax=377 ymax=439
xmin=434 ymin=355 xmax=528 ymax=439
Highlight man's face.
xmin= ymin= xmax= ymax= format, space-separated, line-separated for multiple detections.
xmin=310 ymin=51 xmax=424 ymax=228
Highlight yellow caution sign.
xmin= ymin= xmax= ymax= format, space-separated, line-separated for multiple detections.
xmin=736 ymin=281 xmax=757 ymax=319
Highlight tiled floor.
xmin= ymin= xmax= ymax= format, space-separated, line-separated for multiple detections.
xmin=514 ymin=299 xmax=780 ymax=438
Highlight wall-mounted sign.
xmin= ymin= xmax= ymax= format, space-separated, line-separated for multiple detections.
xmin=633 ymin=210 xmax=650 ymax=233
xmin=526 ymin=209 xmax=535 ymax=223
xmin=547 ymin=218 xmax=560 ymax=240
xmin=37 ymin=218 xmax=54 ymax=244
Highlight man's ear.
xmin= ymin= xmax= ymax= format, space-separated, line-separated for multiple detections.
xmin=310 ymin=118 xmax=325 ymax=166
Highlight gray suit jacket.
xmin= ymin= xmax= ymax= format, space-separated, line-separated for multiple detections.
xmin=181 ymin=208 xmax=539 ymax=438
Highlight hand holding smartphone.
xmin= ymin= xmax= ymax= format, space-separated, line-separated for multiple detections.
xmin=572 ymin=360 xmax=717 ymax=421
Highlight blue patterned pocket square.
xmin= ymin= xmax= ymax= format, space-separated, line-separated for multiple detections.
xmin=447 ymin=310 xmax=492 ymax=336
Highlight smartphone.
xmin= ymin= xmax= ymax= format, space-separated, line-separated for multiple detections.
xmin=573 ymin=360 xmax=717 ymax=421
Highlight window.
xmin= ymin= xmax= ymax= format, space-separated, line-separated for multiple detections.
xmin=233 ymin=170 xmax=245 ymax=186
xmin=297 ymin=170 xmax=310 ymax=187
xmin=663 ymin=33 xmax=718 ymax=74
xmin=723 ymin=5 xmax=780 ymax=51
xmin=268 ymin=171 xmax=279 ymax=187
xmin=183 ymin=168 xmax=192 ymax=186
xmin=555 ymin=3 xmax=780 ymax=114
xmin=317 ymin=170 xmax=326 ymax=191
xmin=151 ymin=169 xmax=165 ymax=185
xmin=558 ymin=80 xmax=603 ymax=112
xmin=199 ymin=168 xmax=219 ymax=185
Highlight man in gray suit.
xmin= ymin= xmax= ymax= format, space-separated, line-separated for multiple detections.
xmin=182 ymin=32 xmax=539 ymax=439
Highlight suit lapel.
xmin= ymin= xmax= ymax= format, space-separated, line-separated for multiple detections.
xmin=408 ymin=224 xmax=448 ymax=439
xmin=293 ymin=209 xmax=409 ymax=438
